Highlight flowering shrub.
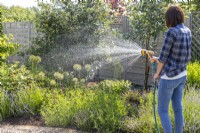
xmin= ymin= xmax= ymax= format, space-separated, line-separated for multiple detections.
xmin=28 ymin=55 xmax=41 ymax=72
xmin=84 ymin=64 xmax=91 ymax=72
xmin=73 ymin=64 xmax=82 ymax=71
xmin=29 ymin=55 xmax=41 ymax=64
xmin=53 ymin=72 xmax=64 ymax=81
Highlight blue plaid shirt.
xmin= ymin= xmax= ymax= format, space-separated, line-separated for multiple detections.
xmin=158 ymin=23 xmax=192 ymax=77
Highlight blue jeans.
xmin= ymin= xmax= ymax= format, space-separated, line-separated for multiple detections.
xmin=158 ymin=76 xmax=186 ymax=133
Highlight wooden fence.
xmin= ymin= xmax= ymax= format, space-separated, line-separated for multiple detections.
xmin=2 ymin=15 xmax=198 ymax=85
xmin=110 ymin=16 xmax=130 ymax=33
xmin=190 ymin=12 xmax=200 ymax=61
xmin=3 ymin=22 xmax=36 ymax=51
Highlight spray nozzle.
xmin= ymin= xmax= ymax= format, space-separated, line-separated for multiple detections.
xmin=141 ymin=49 xmax=156 ymax=63
xmin=141 ymin=49 xmax=154 ymax=57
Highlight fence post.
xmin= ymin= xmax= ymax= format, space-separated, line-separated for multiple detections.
xmin=28 ymin=22 xmax=31 ymax=48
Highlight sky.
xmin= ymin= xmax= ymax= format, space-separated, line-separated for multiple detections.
xmin=0 ymin=0 xmax=50 ymax=8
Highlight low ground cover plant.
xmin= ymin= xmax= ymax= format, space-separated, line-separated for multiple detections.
xmin=0 ymin=86 xmax=44 ymax=120
xmin=40 ymin=81 xmax=130 ymax=133
xmin=187 ymin=61 xmax=200 ymax=88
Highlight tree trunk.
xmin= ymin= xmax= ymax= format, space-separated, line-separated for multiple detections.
xmin=144 ymin=38 xmax=150 ymax=92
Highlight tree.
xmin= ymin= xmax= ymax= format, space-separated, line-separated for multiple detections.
xmin=128 ymin=0 xmax=166 ymax=91
xmin=33 ymin=0 xmax=108 ymax=52
xmin=180 ymin=0 xmax=200 ymax=12
xmin=1 ymin=5 xmax=37 ymax=22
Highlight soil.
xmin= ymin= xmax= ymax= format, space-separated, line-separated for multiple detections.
xmin=0 ymin=115 xmax=44 ymax=126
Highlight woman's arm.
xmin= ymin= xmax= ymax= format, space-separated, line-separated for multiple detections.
xmin=150 ymin=57 xmax=164 ymax=80
xmin=154 ymin=61 xmax=164 ymax=80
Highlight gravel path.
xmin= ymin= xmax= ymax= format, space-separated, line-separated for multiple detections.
xmin=0 ymin=125 xmax=88 ymax=133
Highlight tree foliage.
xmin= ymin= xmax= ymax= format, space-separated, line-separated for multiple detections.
xmin=1 ymin=5 xmax=37 ymax=22
xmin=128 ymin=1 xmax=166 ymax=48
xmin=179 ymin=0 xmax=200 ymax=12
xmin=32 ymin=1 xmax=109 ymax=53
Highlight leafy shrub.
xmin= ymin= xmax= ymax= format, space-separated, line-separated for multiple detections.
xmin=187 ymin=61 xmax=200 ymax=88
xmin=121 ymin=92 xmax=161 ymax=133
xmin=14 ymin=86 xmax=45 ymax=116
xmin=123 ymin=90 xmax=141 ymax=117
xmin=0 ymin=61 xmax=50 ymax=90
xmin=0 ymin=90 xmax=12 ymax=120
xmin=74 ymin=109 xmax=93 ymax=131
xmin=89 ymin=91 xmax=127 ymax=133
xmin=97 ymin=80 xmax=131 ymax=94
xmin=41 ymin=88 xmax=127 ymax=133
xmin=40 ymin=89 xmax=94 ymax=127
xmin=0 ymin=35 xmax=19 ymax=64
xmin=0 ymin=62 xmax=35 ymax=92
xmin=0 ymin=86 xmax=45 ymax=120
xmin=0 ymin=60 xmax=46 ymax=118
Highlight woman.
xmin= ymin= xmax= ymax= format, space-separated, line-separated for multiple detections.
xmin=151 ymin=5 xmax=192 ymax=133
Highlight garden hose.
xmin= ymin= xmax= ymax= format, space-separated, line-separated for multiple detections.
xmin=141 ymin=49 xmax=160 ymax=133
xmin=152 ymin=62 xmax=160 ymax=133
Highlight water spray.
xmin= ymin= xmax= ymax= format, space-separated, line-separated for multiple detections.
xmin=141 ymin=49 xmax=160 ymax=133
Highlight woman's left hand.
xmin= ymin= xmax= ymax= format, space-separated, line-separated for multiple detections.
xmin=153 ymin=73 xmax=160 ymax=81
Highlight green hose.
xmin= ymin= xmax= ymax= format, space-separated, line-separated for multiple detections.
xmin=152 ymin=62 xmax=160 ymax=133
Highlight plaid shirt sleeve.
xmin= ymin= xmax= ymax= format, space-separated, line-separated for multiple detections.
xmin=158 ymin=29 xmax=175 ymax=64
